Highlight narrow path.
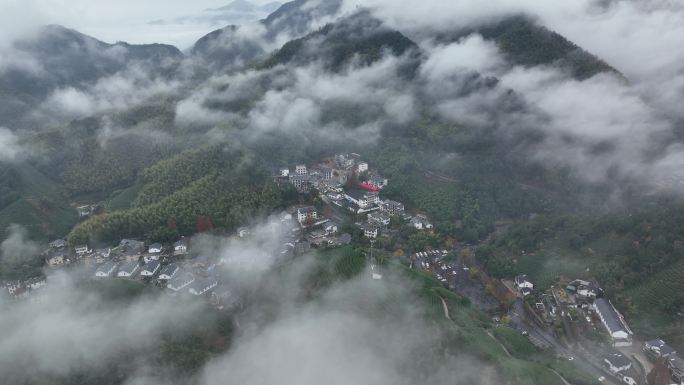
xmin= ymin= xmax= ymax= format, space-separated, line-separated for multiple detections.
xmin=440 ymin=297 xmax=452 ymax=320
xmin=550 ymin=369 xmax=573 ymax=385
xmin=485 ymin=331 xmax=513 ymax=358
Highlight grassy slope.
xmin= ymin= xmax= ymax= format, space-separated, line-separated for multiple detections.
xmin=104 ymin=183 xmax=143 ymax=212
xmin=317 ymin=247 xmax=597 ymax=385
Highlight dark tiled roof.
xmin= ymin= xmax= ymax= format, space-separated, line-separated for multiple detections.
xmin=595 ymin=298 xmax=627 ymax=334
xmin=160 ymin=263 xmax=179 ymax=277
xmin=604 ymin=353 xmax=631 ymax=368
xmin=142 ymin=260 xmax=160 ymax=273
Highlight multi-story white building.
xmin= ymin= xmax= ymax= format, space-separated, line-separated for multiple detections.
xmin=295 ymin=164 xmax=307 ymax=175
xmin=380 ymin=200 xmax=405 ymax=216
xmin=297 ymin=206 xmax=318 ymax=224
xmin=368 ymin=211 xmax=391 ymax=227
xmin=345 ymin=190 xmax=379 ymax=209
xmin=362 ymin=224 xmax=378 ymax=238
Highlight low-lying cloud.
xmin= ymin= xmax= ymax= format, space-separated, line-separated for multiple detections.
xmin=0 ymin=127 xmax=28 ymax=162
xmin=0 ymin=219 xmax=499 ymax=385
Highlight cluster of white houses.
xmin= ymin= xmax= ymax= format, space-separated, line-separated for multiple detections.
xmin=2 ymin=276 xmax=47 ymax=299
xmin=278 ymin=154 xmax=434 ymax=240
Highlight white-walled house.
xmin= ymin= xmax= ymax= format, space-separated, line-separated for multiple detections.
xmin=357 ymin=162 xmax=369 ymax=173
xmin=75 ymin=244 xmax=91 ymax=256
xmin=26 ymin=276 xmax=47 ymax=290
xmin=643 ymin=339 xmax=677 ymax=359
xmin=410 ymin=215 xmax=433 ymax=230
xmin=238 ymin=227 xmax=251 ymax=238
xmin=325 ymin=222 xmax=338 ymax=235
xmin=515 ymin=274 xmax=534 ymax=289
xmin=279 ymin=168 xmax=290 ymax=177
xmin=368 ymin=175 xmax=388 ymax=189
xmin=344 ymin=190 xmax=379 ymax=209
xmin=320 ymin=168 xmax=333 ymax=180
xmin=380 ymin=200 xmax=405 ymax=216
xmin=140 ymin=260 xmax=161 ymax=277
xmin=602 ymin=353 xmax=632 ymax=374
xmin=95 ymin=261 xmax=118 ymax=278
xmin=117 ymin=261 xmax=140 ymax=278
xmin=158 ymin=263 xmax=180 ymax=280
xmin=368 ymin=211 xmax=391 ymax=227
xmin=49 ymin=239 xmax=67 ymax=250
xmin=45 ymin=252 xmax=67 ymax=267
xmin=362 ymin=224 xmax=378 ymax=238
xmin=174 ymin=238 xmax=188 ymax=255
xmin=92 ymin=248 xmax=111 ymax=263
xmin=143 ymin=253 xmax=161 ymax=263
xmin=295 ymin=164 xmax=307 ymax=175
xmin=297 ymin=206 xmax=318 ymax=224
xmin=148 ymin=243 xmax=163 ymax=254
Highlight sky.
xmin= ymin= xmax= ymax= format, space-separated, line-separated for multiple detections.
xmin=0 ymin=0 xmax=279 ymax=49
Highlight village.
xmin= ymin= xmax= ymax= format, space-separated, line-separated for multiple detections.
xmin=2 ymin=152 xmax=683 ymax=385
xmin=505 ymin=274 xmax=684 ymax=385
xmin=0 ymin=153 xmax=432 ymax=308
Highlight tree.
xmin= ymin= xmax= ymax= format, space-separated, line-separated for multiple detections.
xmin=647 ymin=359 xmax=672 ymax=385
xmin=195 ymin=216 xmax=213 ymax=233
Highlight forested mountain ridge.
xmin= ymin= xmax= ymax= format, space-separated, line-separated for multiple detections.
xmin=0 ymin=0 xmax=628 ymax=242
xmin=260 ymin=11 xmax=419 ymax=71
xmin=0 ymin=25 xmax=183 ymax=128
xmin=442 ymin=14 xmax=618 ymax=80
xmin=3 ymin=1 xmax=684 ymax=384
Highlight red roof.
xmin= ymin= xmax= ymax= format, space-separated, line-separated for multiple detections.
xmin=358 ymin=183 xmax=380 ymax=191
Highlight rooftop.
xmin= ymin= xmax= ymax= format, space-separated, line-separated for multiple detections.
xmin=297 ymin=206 xmax=316 ymax=214
xmin=604 ymin=352 xmax=631 ymax=368
xmin=595 ymin=298 xmax=629 ymax=335
xmin=160 ymin=263 xmax=179 ymax=276
xmin=345 ymin=189 xmax=377 ymax=200
xmin=142 ymin=260 xmax=160 ymax=272
xmin=96 ymin=261 xmax=117 ymax=273
xmin=118 ymin=261 xmax=139 ymax=274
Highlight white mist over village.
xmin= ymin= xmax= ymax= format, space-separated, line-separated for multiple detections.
xmin=1 ymin=1 xmax=684 ymax=385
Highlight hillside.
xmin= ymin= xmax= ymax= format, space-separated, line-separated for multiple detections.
xmin=191 ymin=0 xmax=342 ymax=69
xmin=0 ymin=163 xmax=77 ymax=241
xmin=477 ymin=206 xmax=684 ymax=349
xmin=0 ymin=25 xmax=183 ymax=127
xmin=260 ymin=11 xmax=419 ymax=72
xmin=441 ymin=15 xmax=618 ymax=80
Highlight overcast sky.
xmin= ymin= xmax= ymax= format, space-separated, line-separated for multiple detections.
xmin=0 ymin=0 xmax=277 ymax=49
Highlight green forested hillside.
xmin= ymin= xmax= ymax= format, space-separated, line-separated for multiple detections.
xmin=446 ymin=15 xmax=618 ymax=80
xmin=69 ymin=174 xmax=290 ymax=245
xmin=0 ymin=164 xmax=77 ymax=241
xmin=261 ymin=11 xmax=418 ymax=72
xmin=477 ymin=206 xmax=684 ymax=348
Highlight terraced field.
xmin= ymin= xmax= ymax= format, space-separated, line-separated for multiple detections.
xmin=626 ymin=260 xmax=684 ymax=309
xmin=623 ymin=259 xmax=684 ymax=341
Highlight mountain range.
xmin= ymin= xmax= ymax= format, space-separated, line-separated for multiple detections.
xmin=1 ymin=0 xmax=683 ymax=370
xmin=148 ymin=0 xmax=282 ymax=28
